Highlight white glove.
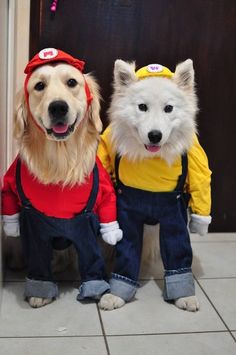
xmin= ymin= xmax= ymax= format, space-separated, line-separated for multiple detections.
xmin=189 ymin=214 xmax=212 ymax=236
xmin=2 ymin=213 xmax=20 ymax=237
xmin=100 ymin=221 xmax=123 ymax=245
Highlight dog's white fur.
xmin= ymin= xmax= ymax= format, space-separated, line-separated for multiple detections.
xmin=109 ymin=59 xmax=197 ymax=164
xmin=99 ymin=59 xmax=199 ymax=312
xmin=13 ymin=63 xmax=102 ymax=308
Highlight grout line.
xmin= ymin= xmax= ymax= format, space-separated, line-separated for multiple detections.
xmin=0 ymin=335 xmax=105 ymax=339
xmin=195 ymin=277 xmax=236 ymax=343
xmin=104 ymin=330 xmax=235 ymax=337
xmin=96 ymin=303 xmax=111 ymax=355
xmin=0 ymin=330 xmax=235 ymax=340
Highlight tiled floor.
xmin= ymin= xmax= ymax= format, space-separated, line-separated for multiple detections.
xmin=0 ymin=233 xmax=236 ymax=355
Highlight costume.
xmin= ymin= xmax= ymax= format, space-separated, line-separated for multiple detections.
xmin=2 ymin=156 xmax=119 ymax=299
xmin=98 ymin=124 xmax=212 ymax=302
xmin=2 ymin=48 xmax=123 ymax=301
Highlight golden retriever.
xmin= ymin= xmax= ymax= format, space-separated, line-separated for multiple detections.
xmin=15 ymin=63 xmax=102 ymax=186
xmin=4 ymin=54 xmax=104 ymax=308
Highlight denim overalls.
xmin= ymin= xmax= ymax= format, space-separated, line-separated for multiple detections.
xmin=16 ymin=159 xmax=110 ymax=301
xmin=109 ymin=154 xmax=195 ymax=301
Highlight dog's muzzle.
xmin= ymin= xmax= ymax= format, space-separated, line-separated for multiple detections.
xmin=46 ymin=100 xmax=77 ymax=139
xmin=145 ymin=130 xmax=162 ymax=152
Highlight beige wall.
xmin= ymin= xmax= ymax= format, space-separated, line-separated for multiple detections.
xmin=8 ymin=0 xmax=30 ymax=166
xmin=0 ymin=0 xmax=30 ymax=305
xmin=0 ymin=0 xmax=9 ymax=306
xmin=15 ymin=0 xmax=30 ymax=93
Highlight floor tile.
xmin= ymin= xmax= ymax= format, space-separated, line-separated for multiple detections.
xmin=107 ymin=333 xmax=236 ymax=355
xmin=100 ymin=280 xmax=226 ymax=335
xmin=138 ymin=233 xmax=236 ymax=280
xmin=199 ymin=279 xmax=236 ymax=330
xmin=0 ymin=337 xmax=108 ymax=355
xmin=190 ymin=233 xmax=236 ymax=243
xmin=0 ymin=282 xmax=102 ymax=337
xmin=192 ymin=242 xmax=236 ymax=278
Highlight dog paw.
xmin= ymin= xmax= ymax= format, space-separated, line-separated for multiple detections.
xmin=98 ymin=293 xmax=125 ymax=310
xmin=174 ymin=296 xmax=200 ymax=312
xmin=28 ymin=297 xmax=53 ymax=308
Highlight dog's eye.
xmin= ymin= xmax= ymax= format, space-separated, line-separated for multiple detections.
xmin=164 ymin=105 xmax=173 ymax=113
xmin=34 ymin=82 xmax=45 ymax=91
xmin=138 ymin=104 xmax=148 ymax=112
xmin=67 ymin=79 xmax=78 ymax=88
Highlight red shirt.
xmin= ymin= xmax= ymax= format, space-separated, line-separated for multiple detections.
xmin=2 ymin=156 xmax=116 ymax=223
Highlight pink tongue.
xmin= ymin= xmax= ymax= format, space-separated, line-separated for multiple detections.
xmin=145 ymin=145 xmax=161 ymax=153
xmin=52 ymin=124 xmax=69 ymax=134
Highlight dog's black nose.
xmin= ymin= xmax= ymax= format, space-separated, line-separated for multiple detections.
xmin=48 ymin=100 xmax=69 ymax=119
xmin=148 ymin=130 xmax=162 ymax=144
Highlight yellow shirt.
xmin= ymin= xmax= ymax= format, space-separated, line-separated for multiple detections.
xmin=98 ymin=126 xmax=212 ymax=216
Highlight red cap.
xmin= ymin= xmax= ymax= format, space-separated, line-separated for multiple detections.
xmin=24 ymin=48 xmax=85 ymax=74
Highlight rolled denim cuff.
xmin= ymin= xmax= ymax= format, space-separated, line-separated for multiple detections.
xmin=24 ymin=278 xmax=58 ymax=299
xmin=163 ymin=272 xmax=195 ymax=301
xmin=77 ymin=280 xmax=110 ymax=300
xmin=110 ymin=273 xmax=139 ymax=302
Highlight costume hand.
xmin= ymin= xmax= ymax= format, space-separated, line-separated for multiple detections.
xmin=189 ymin=214 xmax=212 ymax=236
xmin=2 ymin=213 xmax=20 ymax=237
xmin=100 ymin=221 xmax=123 ymax=245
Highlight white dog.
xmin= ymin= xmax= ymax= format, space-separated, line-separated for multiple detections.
xmin=98 ymin=59 xmax=212 ymax=312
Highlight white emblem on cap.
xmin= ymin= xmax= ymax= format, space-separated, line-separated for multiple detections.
xmin=39 ymin=48 xmax=58 ymax=60
xmin=147 ymin=64 xmax=163 ymax=73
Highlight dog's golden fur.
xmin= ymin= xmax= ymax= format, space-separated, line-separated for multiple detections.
xmin=14 ymin=64 xmax=102 ymax=185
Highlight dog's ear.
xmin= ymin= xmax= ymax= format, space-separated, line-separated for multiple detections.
xmin=113 ymin=59 xmax=137 ymax=88
xmin=14 ymin=89 xmax=28 ymax=140
xmin=173 ymin=59 xmax=195 ymax=92
xmin=85 ymin=74 xmax=103 ymax=133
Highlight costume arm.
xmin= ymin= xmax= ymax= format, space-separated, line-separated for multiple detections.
xmin=95 ymin=157 xmax=117 ymax=223
xmin=2 ymin=159 xmax=20 ymax=216
xmin=2 ymin=159 xmax=21 ymax=237
xmin=187 ymin=135 xmax=212 ymax=215
xmin=95 ymin=158 xmax=122 ymax=245
xmin=186 ymin=135 xmax=212 ymax=235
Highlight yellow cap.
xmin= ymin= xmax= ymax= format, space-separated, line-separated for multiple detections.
xmin=136 ymin=64 xmax=173 ymax=80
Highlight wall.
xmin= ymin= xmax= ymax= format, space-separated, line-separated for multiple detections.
xmin=0 ymin=0 xmax=30 ymax=306
xmin=0 ymin=0 xmax=9 ymax=306
xmin=8 ymin=0 xmax=30 ymax=166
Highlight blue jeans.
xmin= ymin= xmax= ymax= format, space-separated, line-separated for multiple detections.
xmin=20 ymin=208 xmax=110 ymax=300
xmin=110 ymin=183 xmax=194 ymax=301
xmin=16 ymin=159 xmax=110 ymax=301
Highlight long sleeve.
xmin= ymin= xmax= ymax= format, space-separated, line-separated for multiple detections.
xmin=95 ymin=157 xmax=117 ymax=223
xmin=2 ymin=158 xmax=20 ymax=216
xmin=186 ymin=136 xmax=212 ymax=216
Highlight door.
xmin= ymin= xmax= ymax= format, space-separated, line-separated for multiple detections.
xmin=29 ymin=0 xmax=236 ymax=232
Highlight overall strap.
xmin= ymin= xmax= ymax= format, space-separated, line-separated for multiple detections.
xmin=114 ymin=154 xmax=121 ymax=184
xmin=82 ymin=163 xmax=99 ymax=213
xmin=174 ymin=154 xmax=188 ymax=192
xmin=16 ymin=159 xmax=32 ymax=207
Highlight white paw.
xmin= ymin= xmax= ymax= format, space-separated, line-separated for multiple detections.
xmin=98 ymin=293 xmax=125 ymax=310
xmin=28 ymin=297 xmax=53 ymax=308
xmin=175 ymin=296 xmax=200 ymax=312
